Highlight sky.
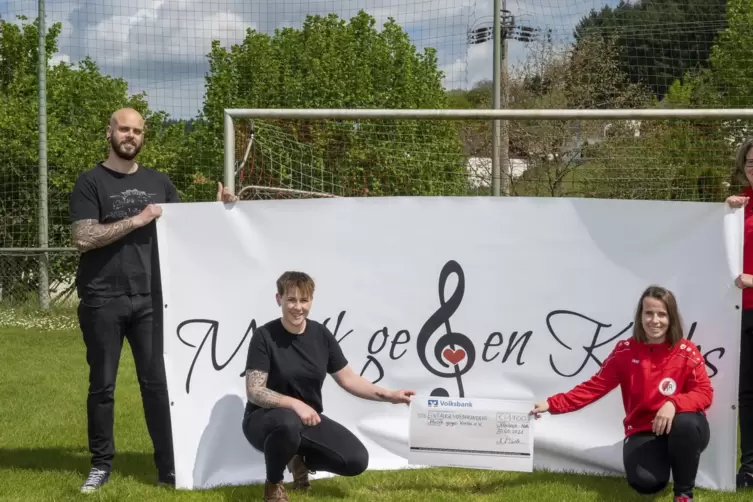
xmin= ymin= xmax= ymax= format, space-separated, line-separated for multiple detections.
xmin=0 ymin=0 xmax=629 ymax=119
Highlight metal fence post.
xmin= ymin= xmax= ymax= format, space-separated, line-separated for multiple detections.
xmin=491 ymin=0 xmax=501 ymax=196
xmin=37 ymin=0 xmax=50 ymax=310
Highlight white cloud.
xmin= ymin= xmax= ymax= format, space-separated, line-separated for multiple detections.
xmin=83 ymin=0 xmax=253 ymax=66
xmin=2 ymin=0 xmax=608 ymax=117
xmin=49 ymin=53 xmax=71 ymax=66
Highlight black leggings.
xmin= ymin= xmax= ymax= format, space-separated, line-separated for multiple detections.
xmin=242 ymin=407 xmax=369 ymax=483
xmin=739 ymin=309 xmax=753 ymax=474
xmin=623 ymin=411 xmax=710 ymax=497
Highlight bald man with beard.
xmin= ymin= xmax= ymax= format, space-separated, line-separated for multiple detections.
xmin=69 ymin=108 xmax=237 ymax=493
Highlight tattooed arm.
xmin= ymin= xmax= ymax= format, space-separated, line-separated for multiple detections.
xmin=246 ymin=370 xmax=322 ymax=425
xmin=72 ymin=218 xmax=138 ymax=252
xmin=245 ymin=370 xmax=291 ymax=409
xmin=71 ymin=204 xmax=161 ymax=252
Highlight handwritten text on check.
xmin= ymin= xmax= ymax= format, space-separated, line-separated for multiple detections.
xmin=408 ymin=396 xmax=534 ymax=472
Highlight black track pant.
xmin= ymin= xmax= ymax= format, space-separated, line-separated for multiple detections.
xmin=623 ymin=411 xmax=710 ymax=498
xmin=739 ymin=309 xmax=753 ymax=475
xmin=242 ymin=407 xmax=369 ymax=483
xmin=78 ymin=292 xmax=174 ymax=475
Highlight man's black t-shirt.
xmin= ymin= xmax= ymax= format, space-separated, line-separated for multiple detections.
xmin=69 ymin=162 xmax=179 ymax=298
xmin=245 ymin=318 xmax=348 ymax=414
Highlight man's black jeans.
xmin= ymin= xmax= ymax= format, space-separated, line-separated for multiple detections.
xmin=78 ymin=292 xmax=174 ymax=476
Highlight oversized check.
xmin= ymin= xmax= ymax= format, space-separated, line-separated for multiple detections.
xmin=408 ymin=396 xmax=534 ymax=472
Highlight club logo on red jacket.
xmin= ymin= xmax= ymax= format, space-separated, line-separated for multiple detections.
xmin=659 ymin=377 xmax=677 ymax=396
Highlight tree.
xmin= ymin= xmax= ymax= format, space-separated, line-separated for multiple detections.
xmin=615 ymin=0 xmax=753 ymax=201
xmin=575 ymin=61 xmax=732 ymax=202
xmin=189 ymin=10 xmax=467 ymax=198
xmin=573 ymin=0 xmax=727 ymax=100
xmin=445 ymin=80 xmax=494 ymax=170
xmin=0 ymin=15 xmax=188 ymax=303
xmin=708 ymin=0 xmax=753 ymax=109
xmin=506 ymin=34 xmax=653 ymax=197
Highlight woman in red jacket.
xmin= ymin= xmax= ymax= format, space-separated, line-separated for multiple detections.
xmin=530 ymin=285 xmax=713 ymax=502
xmin=726 ymin=137 xmax=753 ymax=489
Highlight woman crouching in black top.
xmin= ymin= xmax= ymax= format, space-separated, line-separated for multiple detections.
xmin=242 ymin=271 xmax=416 ymax=502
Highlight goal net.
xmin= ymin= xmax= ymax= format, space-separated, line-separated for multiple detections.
xmin=230 ymin=111 xmax=753 ymax=203
xmin=233 ymin=117 xmax=478 ymax=200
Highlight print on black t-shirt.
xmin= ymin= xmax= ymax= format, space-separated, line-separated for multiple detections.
xmin=245 ymin=318 xmax=349 ymax=414
xmin=69 ymin=162 xmax=179 ymax=299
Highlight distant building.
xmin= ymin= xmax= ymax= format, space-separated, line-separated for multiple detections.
xmin=465 ymin=156 xmax=529 ymax=188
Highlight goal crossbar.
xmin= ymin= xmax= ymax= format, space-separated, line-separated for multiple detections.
xmin=223 ymin=107 xmax=753 ymax=195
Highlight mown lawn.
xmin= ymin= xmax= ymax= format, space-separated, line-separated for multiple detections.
xmin=0 ymin=324 xmax=749 ymax=501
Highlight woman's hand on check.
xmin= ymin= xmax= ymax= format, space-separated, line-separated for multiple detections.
xmin=530 ymin=401 xmax=549 ymax=419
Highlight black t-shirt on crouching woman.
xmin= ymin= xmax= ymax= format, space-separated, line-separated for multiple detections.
xmin=244 ymin=318 xmax=348 ymax=414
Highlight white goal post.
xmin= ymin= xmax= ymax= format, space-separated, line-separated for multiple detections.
xmin=222 ymin=107 xmax=753 ymax=197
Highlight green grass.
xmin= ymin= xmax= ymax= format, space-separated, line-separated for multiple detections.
xmin=0 ymin=326 xmax=749 ymax=501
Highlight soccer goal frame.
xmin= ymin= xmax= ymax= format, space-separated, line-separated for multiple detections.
xmin=222 ymin=107 xmax=753 ymax=198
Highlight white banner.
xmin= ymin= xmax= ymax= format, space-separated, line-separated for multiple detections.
xmin=156 ymin=196 xmax=742 ymax=491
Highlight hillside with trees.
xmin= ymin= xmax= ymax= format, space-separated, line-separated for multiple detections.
xmin=573 ymin=0 xmax=727 ymax=100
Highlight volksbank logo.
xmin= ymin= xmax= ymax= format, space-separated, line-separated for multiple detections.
xmin=427 ymin=398 xmax=472 ymax=408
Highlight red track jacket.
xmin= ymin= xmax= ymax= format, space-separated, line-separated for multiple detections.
xmin=546 ymin=338 xmax=713 ymax=437
xmin=740 ymin=187 xmax=753 ymax=310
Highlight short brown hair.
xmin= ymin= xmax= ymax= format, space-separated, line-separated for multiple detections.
xmin=632 ymin=285 xmax=684 ymax=346
xmin=731 ymin=137 xmax=753 ymax=193
xmin=276 ymin=271 xmax=315 ymax=298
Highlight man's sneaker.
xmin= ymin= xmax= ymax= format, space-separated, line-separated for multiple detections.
xmin=674 ymin=497 xmax=693 ymax=502
xmin=158 ymin=471 xmax=175 ymax=488
xmin=80 ymin=467 xmax=110 ymax=493
xmin=738 ymin=471 xmax=753 ymax=489
xmin=287 ymin=455 xmax=312 ymax=490
xmin=264 ymin=481 xmax=289 ymax=502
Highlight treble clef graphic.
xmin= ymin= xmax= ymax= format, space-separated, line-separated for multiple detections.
xmin=416 ymin=259 xmax=476 ymax=397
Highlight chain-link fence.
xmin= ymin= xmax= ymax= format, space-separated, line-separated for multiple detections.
xmin=0 ymin=250 xmax=79 ymax=308
xmin=0 ymin=0 xmax=750 ymax=309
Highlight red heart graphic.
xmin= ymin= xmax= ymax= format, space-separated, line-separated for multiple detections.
xmin=443 ymin=348 xmax=466 ymax=365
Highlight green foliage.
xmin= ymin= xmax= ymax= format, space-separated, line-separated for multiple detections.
xmin=709 ymin=0 xmax=753 ymax=107
xmin=610 ymin=0 xmax=753 ymax=201
xmin=0 ymin=15 xmax=60 ymax=92
xmin=577 ymin=120 xmax=731 ymax=202
xmin=507 ymin=35 xmax=654 ymax=197
xmin=0 ymin=16 xmax=192 ymax=248
xmin=191 ymin=10 xmax=467 ymax=197
xmin=568 ymin=0 xmax=753 ymax=201
xmin=573 ymin=0 xmax=727 ymax=100
xmin=0 ymin=15 xmax=195 ymax=302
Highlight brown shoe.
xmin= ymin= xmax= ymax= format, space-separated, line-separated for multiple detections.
xmin=264 ymin=481 xmax=289 ymax=501
xmin=287 ymin=455 xmax=312 ymax=490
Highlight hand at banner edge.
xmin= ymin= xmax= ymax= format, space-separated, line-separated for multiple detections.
xmin=735 ymin=273 xmax=753 ymax=289
xmin=726 ymin=195 xmax=749 ymax=208
xmin=216 ymin=182 xmax=238 ymax=203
